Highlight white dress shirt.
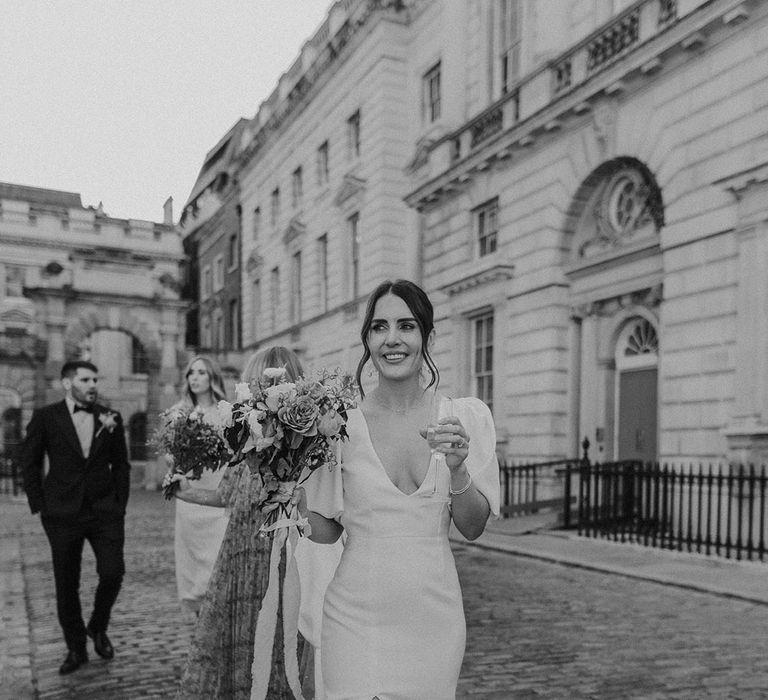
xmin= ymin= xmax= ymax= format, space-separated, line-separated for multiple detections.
xmin=66 ymin=396 xmax=94 ymax=458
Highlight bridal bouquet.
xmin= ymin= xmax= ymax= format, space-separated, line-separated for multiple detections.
xmin=216 ymin=365 xmax=356 ymax=698
xmin=154 ymin=405 xmax=232 ymax=500
xmin=217 ymin=365 xmax=357 ymax=532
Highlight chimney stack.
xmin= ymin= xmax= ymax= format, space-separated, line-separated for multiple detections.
xmin=163 ymin=196 xmax=174 ymax=226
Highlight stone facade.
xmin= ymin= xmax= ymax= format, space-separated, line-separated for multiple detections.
xmin=186 ymin=0 xmax=768 ymax=465
xmin=0 ymin=183 xmax=187 ymax=485
xmin=235 ymin=0 xmax=422 ymax=377
xmin=407 ymin=0 xmax=768 ymax=464
xmin=180 ymin=118 xmax=248 ymax=378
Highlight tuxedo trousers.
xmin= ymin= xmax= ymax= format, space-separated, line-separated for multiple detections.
xmin=42 ymin=508 xmax=125 ymax=652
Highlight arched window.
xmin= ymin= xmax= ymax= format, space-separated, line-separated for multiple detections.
xmin=623 ymin=318 xmax=658 ymax=357
xmin=616 ymin=317 xmax=659 ymax=370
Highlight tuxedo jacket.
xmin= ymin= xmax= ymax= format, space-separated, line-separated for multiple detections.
xmin=21 ymin=400 xmax=131 ymax=518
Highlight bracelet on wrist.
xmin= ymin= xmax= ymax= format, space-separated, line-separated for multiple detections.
xmin=449 ymin=473 xmax=472 ymax=496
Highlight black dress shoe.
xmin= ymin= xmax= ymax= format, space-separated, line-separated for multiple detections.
xmin=86 ymin=627 xmax=114 ymax=659
xmin=59 ymin=649 xmax=88 ymax=675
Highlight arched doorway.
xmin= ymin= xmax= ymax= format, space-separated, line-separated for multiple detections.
xmin=615 ymin=317 xmax=658 ymax=462
xmin=129 ymin=412 xmax=148 ymax=461
xmin=564 ymin=156 xmax=664 ymax=460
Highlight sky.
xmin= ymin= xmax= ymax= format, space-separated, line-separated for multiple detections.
xmin=0 ymin=1 xmax=333 ymax=223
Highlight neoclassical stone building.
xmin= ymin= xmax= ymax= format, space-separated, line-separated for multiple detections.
xmin=186 ymin=0 xmax=768 ymax=465
xmin=406 ymin=0 xmax=768 ymax=464
xmin=0 ymin=183 xmax=187 ymax=481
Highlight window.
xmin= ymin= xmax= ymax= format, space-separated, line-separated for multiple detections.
xmin=201 ymin=265 xmax=212 ymax=300
xmin=291 ymin=166 xmax=303 ymax=208
xmin=4 ymin=265 xmax=24 ymax=298
xmin=316 ymin=141 xmax=329 ymax=186
xmin=131 ymin=336 xmax=148 ymax=374
xmin=290 ymin=251 xmax=302 ymax=323
xmin=271 ymin=187 xmax=280 ymax=226
xmin=228 ymin=232 xmax=238 ymax=270
xmin=317 ymin=234 xmax=329 ymax=313
xmin=270 ymin=266 xmax=280 ymax=331
xmin=213 ymin=254 xmax=224 ymax=291
xmin=229 ymin=298 xmax=240 ymax=349
xmin=472 ymin=312 xmax=494 ymax=412
xmin=423 ymin=62 xmax=441 ymax=123
xmin=252 ymin=206 xmax=261 ymax=240
xmin=475 ymin=198 xmax=499 ymax=257
xmin=348 ymin=212 xmax=360 ymax=299
xmin=498 ymin=0 xmax=521 ymax=95
xmin=214 ymin=309 xmax=224 ymax=350
xmin=347 ymin=110 xmax=361 ymax=159
xmin=201 ymin=315 xmax=211 ymax=348
xmin=252 ymin=278 xmax=261 ymax=341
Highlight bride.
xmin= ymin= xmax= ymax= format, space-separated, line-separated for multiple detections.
xmin=298 ymin=279 xmax=500 ymax=699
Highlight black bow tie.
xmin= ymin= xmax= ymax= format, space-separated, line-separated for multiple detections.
xmin=74 ymin=404 xmax=94 ymax=414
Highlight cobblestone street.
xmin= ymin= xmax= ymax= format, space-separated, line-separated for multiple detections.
xmin=6 ymin=489 xmax=768 ymax=698
xmin=455 ymin=546 xmax=768 ymax=698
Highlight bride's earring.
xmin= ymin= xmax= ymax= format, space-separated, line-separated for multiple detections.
xmin=367 ymin=364 xmax=378 ymax=379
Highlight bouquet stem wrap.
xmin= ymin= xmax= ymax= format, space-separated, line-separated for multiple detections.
xmin=249 ymin=501 xmax=305 ymax=700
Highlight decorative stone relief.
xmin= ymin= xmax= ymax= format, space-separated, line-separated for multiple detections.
xmin=571 ymin=284 xmax=662 ymax=319
xmin=579 ymin=167 xmax=662 ymax=258
xmin=592 ymin=99 xmax=618 ymax=157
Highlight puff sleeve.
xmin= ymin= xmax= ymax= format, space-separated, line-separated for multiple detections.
xmin=455 ymin=397 xmax=500 ymax=518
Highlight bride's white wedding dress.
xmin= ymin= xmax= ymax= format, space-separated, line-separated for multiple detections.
xmin=304 ymin=397 xmax=499 ymax=700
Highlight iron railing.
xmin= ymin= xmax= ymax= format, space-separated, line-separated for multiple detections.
xmin=0 ymin=443 xmax=23 ymax=496
xmin=499 ymin=457 xmax=583 ymax=520
xmin=568 ymin=461 xmax=768 ymax=562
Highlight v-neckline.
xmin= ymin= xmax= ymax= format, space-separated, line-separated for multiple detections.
xmin=357 ymin=405 xmax=435 ymax=497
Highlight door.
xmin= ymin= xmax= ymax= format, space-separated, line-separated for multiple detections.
xmin=617 ymin=367 xmax=657 ymax=462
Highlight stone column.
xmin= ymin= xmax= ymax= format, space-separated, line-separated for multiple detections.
xmin=721 ymin=171 xmax=768 ymax=464
xmin=567 ymin=310 xmax=583 ymax=458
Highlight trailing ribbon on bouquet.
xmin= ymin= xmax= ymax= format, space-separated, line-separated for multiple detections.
xmin=250 ymin=514 xmax=306 ymax=700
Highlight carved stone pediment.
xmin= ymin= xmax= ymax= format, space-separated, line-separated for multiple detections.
xmin=246 ymin=251 xmax=264 ymax=274
xmin=334 ymin=173 xmax=367 ymax=208
xmin=406 ymin=137 xmax=436 ymax=174
xmin=283 ymin=216 xmax=306 ymax=246
xmin=438 ymin=264 xmax=514 ymax=296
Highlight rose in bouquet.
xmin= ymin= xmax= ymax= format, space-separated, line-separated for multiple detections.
xmin=154 ymin=404 xmax=232 ymax=500
xmin=218 ymin=365 xmax=357 ymax=533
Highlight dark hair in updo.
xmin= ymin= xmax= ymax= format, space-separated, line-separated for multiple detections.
xmin=355 ymin=279 xmax=439 ymax=398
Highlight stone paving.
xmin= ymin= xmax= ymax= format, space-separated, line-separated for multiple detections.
xmin=4 ymin=489 xmax=768 ymax=698
xmin=455 ymin=543 xmax=768 ymax=699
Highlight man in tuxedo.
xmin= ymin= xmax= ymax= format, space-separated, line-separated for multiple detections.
xmin=22 ymin=360 xmax=131 ymax=675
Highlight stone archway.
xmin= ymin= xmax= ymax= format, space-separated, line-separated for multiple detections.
xmin=563 ymin=156 xmax=664 ymax=460
xmin=63 ymin=306 xmax=163 ymax=369
xmin=562 ymin=155 xmax=664 ymax=263
xmin=56 ymin=302 xmax=175 ymax=487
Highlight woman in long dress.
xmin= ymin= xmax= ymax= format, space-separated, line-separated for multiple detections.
xmin=174 ymin=347 xmax=342 ymax=699
xmin=171 ymin=355 xmax=230 ymax=617
xmin=301 ymin=279 xmax=500 ymax=699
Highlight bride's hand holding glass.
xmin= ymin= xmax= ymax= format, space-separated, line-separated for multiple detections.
xmin=423 ymin=395 xmax=470 ymax=471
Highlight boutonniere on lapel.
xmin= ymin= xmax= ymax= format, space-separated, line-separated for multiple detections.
xmin=96 ymin=410 xmax=118 ymax=438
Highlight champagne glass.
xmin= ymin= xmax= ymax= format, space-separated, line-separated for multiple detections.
xmin=426 ymin=393 xmax=453 ymax=455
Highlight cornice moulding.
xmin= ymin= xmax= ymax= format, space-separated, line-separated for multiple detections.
xmin=438 ymin=264 xmax=515 ymax=297
xmin=405 ymin=0 xmax=756 ymax=209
